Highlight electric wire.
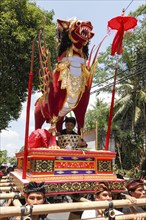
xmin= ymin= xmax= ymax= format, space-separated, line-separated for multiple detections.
xmin=124 ymin=0 xmax=135 ymax=13
xmin=90 ymin=61 xmax=146 ymax=94
xmin=90 ymin=65 xmax=145 ymax=95
xmin=91 ymin=59 xmax=145 ymax=89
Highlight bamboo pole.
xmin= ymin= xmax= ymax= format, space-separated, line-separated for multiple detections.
xmin=0 ymin=179 xmax=11 ymax=183
xmin=0 ymin=192 xmax=22 ymax=200
xmin=0 ymin=182 xmax=14 ymax=187
xmin=0 ymin=198 xmax=145 ymax=218
xmin=1 ymin=176 xmax=9 ymax=179
xmin=13 ymin=199 xmax=22 ymax=206
xmin=0 ymin=186 xmax=17 ymax=192
xmin=0 ymin=179 xmax=10 ymax=183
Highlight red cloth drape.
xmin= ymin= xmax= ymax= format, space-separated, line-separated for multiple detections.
xmin=108 ymin=16 xmax=137 ymax=56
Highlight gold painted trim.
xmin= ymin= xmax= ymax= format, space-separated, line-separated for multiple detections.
xmin=26 ymin=174 xmax=117 ymax=182
xmin=28 ymin=151 xmax=116 ymax=158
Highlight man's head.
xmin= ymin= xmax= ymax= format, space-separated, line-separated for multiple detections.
xmin=23 ymin=182 xmax=46 ymax=205
xmin=126 ymin=179 xmax=144 ymax=198
xmin=94 ymin=182 xmax=111 ymax=201
xmin=64 ymin=117 xmax=76 ymax=133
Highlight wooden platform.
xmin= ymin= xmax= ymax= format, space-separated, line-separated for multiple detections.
xmin=10 ymin=148 xmax=125 ymax=195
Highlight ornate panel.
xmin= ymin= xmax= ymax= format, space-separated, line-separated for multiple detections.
xmin=46 ymin=181 xmax=96 ymax=193
xmin=31 ymin=160 xmax=54 ymax=173
xmin=17 ymin=158 xmax=23 ymax=169
xmin=108 ymin=181 xmax=126 ymax=190
xmin=98 ymin=160 xmax=112 ymax=172
xmin=45 ymin=181 xmax=125 ymax=193
xmin=54 ymin=156 xmax=95 ymax=175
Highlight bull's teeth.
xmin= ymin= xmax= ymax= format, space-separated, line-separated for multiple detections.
xmin=81 ymin=33 xmax=87 ymax=38
xmin=81 ymin=26 xmax=91 ymax=33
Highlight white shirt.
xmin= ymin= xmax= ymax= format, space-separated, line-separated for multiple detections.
xmin=81 ymin=209 xmax=123 ymax=219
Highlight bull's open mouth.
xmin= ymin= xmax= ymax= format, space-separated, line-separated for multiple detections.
xmin=79 ymin=26 xmax=91 ymax=39
xmin=73 ymin=24 xmax=92 ymax=41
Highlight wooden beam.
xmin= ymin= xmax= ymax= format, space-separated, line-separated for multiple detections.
xmin=0 ymin=198 xmax=146 ymax=218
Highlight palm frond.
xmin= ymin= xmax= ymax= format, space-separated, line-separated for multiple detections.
xmin=134 ymin=106 xmax=142 ymax=124
xmin=139 ymin=90 xmax=146 ymax=102
xmin=114 ymin=94 xmax=132 ymax=107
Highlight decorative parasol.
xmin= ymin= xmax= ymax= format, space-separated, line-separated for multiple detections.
xmin=108 ymin=10 xmax=137 ymax=56
xmin=105 ymin=11 xmax=137 ymax=151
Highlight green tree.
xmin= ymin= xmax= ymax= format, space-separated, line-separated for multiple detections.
xmin=84 ymin=99 xmax=110 ymax=149
xmin=0 ymin=150 xmax=8 ymax=164
xmin=0 ymin=0 xmax=57 ymax=131
xmin=8 ymin=156 xmax=17 ymax=165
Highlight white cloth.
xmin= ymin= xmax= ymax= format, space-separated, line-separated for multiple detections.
xmin=58 ymin=96 xmax=78 ymax=117
xmin=62 ymin=56 xmax=85 ymax=76
xmin=81 ymin=210 xmax=97 ymax=219
xmin=58 ymin=56 xmax=86 ymax=117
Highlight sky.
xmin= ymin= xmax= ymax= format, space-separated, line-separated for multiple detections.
xmin=0 ymin=0 xmax=145 ymax=157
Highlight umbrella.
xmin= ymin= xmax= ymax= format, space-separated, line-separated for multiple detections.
xmin=108 ymin=14 xmax=137 ymax=56
xmin=104 ymin=13 xmax=137 ymax=151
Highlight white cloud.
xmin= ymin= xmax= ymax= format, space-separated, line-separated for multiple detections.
xmin=0 ymin=130 xmax=22 ymax=156
xmin=0 ymin=92 xmax=50 ymax=157
xmin=1 ymin=129 xmax=19 ymax=139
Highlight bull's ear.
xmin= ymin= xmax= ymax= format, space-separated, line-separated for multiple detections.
xmin=57 ymin=19 xmax=70 ymax=31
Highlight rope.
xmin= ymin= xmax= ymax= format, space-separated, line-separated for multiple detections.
xmin=21 ymin=205 xmax=26 ymax=220
xmin=13 ymin=191 xmax=20 ymax=200
xmin=104 ymin=201 xmax=116 ymax=220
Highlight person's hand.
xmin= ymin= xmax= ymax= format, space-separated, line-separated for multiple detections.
xmin=78 ymin=139 xmax=87 ymax=147
xmin=5 ymin=198 xmax=13 ymax=206
xmin=125 ymin=194 xmax=137 ymax=203
xmin=15 ymin=217 xmax=21 ymax=220
xmin=56 ymin=131 xmax=61 ymax=136
xmin=134 ymin=214 xmax=145 ymax=220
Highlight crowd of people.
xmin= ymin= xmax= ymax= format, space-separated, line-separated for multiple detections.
xmin=81 ymin=179 xmax=146 ymax=219
xmin=0 ymin=178 xmax=145 ymax=219
xmin=0 ymin=164 xmax=16 ymax=177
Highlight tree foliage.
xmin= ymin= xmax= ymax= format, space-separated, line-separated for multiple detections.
xmin=0 ymin=0 xmax=58 ymax=131
xmin=0 ymin=150 xmax=8 ymax=164
xmin=84 ymin=99 xmax=110 ymax=149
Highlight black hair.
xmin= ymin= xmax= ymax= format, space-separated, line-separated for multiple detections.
xmin=64 ymin=116 xmax=76 ymax=126
xmin=24 ymin=182 xmax=46 ymax=195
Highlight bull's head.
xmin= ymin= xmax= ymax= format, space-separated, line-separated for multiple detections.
xmin=57 ymin=18 xmax=94 ymax=47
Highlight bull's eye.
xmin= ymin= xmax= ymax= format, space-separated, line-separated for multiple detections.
xmin=76 ymin=21 xmax=81 ymax=26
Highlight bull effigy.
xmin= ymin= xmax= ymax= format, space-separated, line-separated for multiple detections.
xmin=34 ymin=18 xmax=97 ymax=147
xmin=10 ymin=16 xmax=137 ymax=196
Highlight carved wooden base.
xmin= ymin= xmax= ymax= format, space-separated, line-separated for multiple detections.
xmin=10 ymin=149 xmax=125 ymax=195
